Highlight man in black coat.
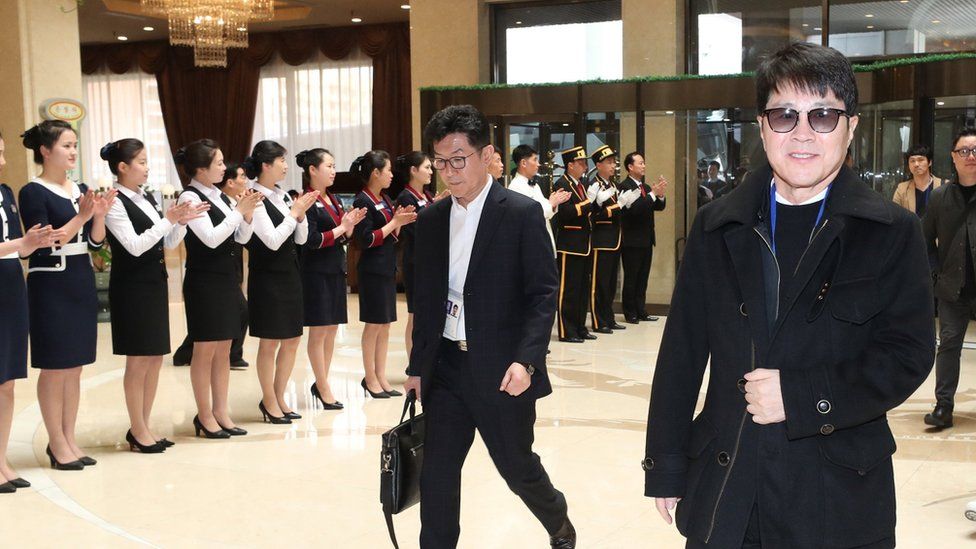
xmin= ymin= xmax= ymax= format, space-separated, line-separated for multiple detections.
xmin=404 ymin=105 xmax=575 ymax=549
xmin=617 ymin=151 xmax=667 ymax=323
xmin=644 ymin=42 xmax=934 ymax=548
xmin=552 ymin=146 xmax=596 ymax=343
xmin=921 ymin=126 xmax=976 ymax=428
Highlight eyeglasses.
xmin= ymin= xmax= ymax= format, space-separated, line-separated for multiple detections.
xmin=761 ymin=107 xmax=850 ymax=134
xmin=432 ymin=152 xmax=476 ymax=171
xmin=953 ymin=148 xmax=976 ymax=158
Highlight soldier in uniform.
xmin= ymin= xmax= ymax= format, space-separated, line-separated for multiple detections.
xmin=553 ymin=146 xmax=595 ymax=343
xmin=586 ymin=145 xmax=625 ymax=333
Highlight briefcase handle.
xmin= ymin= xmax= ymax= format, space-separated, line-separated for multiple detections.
xmin=398 ymin=390 xmax=419 ymax=429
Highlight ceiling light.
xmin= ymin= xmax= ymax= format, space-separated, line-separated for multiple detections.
xmin=802 ymin=23 xmax=809 ymax=27
xmin=351 ymin=16 xmax=362 ymax=23
xmin=117 ymin=35 xmax=129 ymax=41
xmin=865 ymin=14 xmax=874 ymax=18
xmin=143 ymin=26 xmax=154 ymax=31
xmin=400 ymin=4 xmax=410 ymax=9
xmin=937 ymin=101 xmax=946 ymax=106
xmin=866 ymin=25 xmax=874 ymax=29
xmin=665 ymin=111 xmax=675 ymax=115
xmin=516 ymin=21 xmax=523 ymax=25
xmin=814 ymin=27 xmax=822 ymax=31
xmin=931 ymin=19 xmax=941 ymax=24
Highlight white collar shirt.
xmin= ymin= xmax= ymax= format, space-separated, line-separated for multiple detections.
xmin=508 ymin=173 xmax=555 ymax=257
xmin=177 ymin=180 xmax=251 ymax=247
xmin=443 ymin=176 xmax=493 ymax=341
xmin=105 ymin=183 xmax=187 ymax=256
xmin=249 ymin=181 xmax=308 ymax=250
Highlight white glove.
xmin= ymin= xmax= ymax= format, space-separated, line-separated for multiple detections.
xmin=586 ymin=182 xmax=600 ymax=202
xmin=596 ymin=186 xmax=615 ymax=205
xmin=618 ymin=189 xmax=639 ymax=209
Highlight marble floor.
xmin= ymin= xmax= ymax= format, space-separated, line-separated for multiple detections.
xmin=2 ymin=299 xmax=976 ymax=548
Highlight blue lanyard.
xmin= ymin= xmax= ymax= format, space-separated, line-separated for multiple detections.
xmin=769 ymin=183 xmax=831 ymax=257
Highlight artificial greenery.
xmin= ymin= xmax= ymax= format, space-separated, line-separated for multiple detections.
xmin=421 ymin=52 xmax=976 ymax=92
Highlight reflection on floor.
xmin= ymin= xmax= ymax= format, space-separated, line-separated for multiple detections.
xmin=2 ymin=300 xmax=976 ymax=547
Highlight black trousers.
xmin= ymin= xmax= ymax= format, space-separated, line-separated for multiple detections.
xmin=419 ymin=341 xmax=568 ymax=548
xmin=173 ymin=292 xmax=248 ymax=363
xmin=934 ymin=296 xmax=976 ymax=407
xmin=621 ymin=245 xmax=653 ymax=320
xmin=557 ymin=252 xmax=592 ymax=339
xmin=590 ymin=248 xmax=620 ymax=330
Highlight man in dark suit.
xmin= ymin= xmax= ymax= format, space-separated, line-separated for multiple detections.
xmin=404 ymin=105 xmax=575 ymax=549
xmin=586 ymin=145 xmax=625 ymax=333
xmin=552 ymin=146 xmax=596 ymax=343
xmin=617 ymin=152 xmax=667 ymax=323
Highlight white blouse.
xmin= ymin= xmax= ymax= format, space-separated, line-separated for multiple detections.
xmin=249 ymin=182 xmax=308 ymax=250
xmin=177 ymin=180 xmax=252 ymax=248
xmin=508 ymin=173 xmax=556 ymax=257
xmin=105 ymin=184 xmax=187 ymax=256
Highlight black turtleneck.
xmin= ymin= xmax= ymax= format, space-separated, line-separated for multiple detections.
xmin=773 ymin=200 xmax=824 ymax=311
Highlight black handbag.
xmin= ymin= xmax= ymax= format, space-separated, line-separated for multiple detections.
xmin=381 ymin=390 xmax=425 ymax=548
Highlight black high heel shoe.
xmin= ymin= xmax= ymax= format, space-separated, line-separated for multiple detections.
xmin=45 ymin=445 xmax=84 ymax=471
xmin=9 ymin=478 xmax=30 ymax=488
xmin=78 ymin=456 xmax=97 ymax=466
xmin=217 ymin=423 xmax=248 ymax=436
xmin=311 ymin=383 xmax=344 ymax=410
xmin=126 ymin=430 xmax=165 ymax=454
xmin=361 ymin=378 xmax=390 ymax=399
xmin=193 ymin=416 xmax=231 ymax=439
xmin=258 ymin=401 xmax=292 ymax=424
xmin=0 ymin=482 xmax=14 ymax=494
xmin=384 ymin=389 xmax=403 ymax=397
xmin=283 ymin=411 xmax=302 ymax=420
xmin=157 ymin=438 xmax=176 ymax=448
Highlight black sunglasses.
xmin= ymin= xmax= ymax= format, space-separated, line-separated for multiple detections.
xmin=762 ymin=107 xmax=850 ymax=134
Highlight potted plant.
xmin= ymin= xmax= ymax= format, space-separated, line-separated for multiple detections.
xmin=92 ymin=243 xmax=111 ymax=322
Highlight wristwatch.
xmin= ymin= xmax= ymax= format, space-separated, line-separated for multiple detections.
xmin=519 ymin=362 xmax=536 ymax=376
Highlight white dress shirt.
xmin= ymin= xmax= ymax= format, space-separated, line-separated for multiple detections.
xmin=443 ymin=176 xmax=493 ymax=341
xmin=177 ymin=180 xmax=252 ymax=248
xmin=508 ymin=173 xmax=556 ymax=257
xmin=249 ymin=182 xmax=308 ymax=250
xmin=105 ymin=184 xmax=187 ymax=256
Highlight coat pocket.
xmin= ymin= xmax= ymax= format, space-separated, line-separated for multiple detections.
xmin=676 ymin=414 xmax=719 ymax=534
xmin=828 ymin=277 xmax=884 ymax=325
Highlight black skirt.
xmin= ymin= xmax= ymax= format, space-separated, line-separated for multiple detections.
xmin=110 ymin=280 xmax=170 ymax=356
xmin=183 ymin=270 xmax=243 ymax=342
xmin=0 ymin=259 xmax=28 ymax=383
xmin=303 ymin=271 xmax=348 ymax=326
xmin=358 ymin=270 xmax=396 ymax=324
xmin=403 ymin=260 xmax=417 ymax=314
xmin=248 ymin=268 xmax=304 ymax=339
xmin=28 ymin=255 xmax=98 ymax=369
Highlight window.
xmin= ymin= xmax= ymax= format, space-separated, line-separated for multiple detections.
xmin=493 ymin=0 xmax=622 ymax=85
xmin=252 ymin=48 xmax=373 ymax=190
xmin=81 ymin=69 xmax=181 ymax=193
xmin=828 ymin=2 xmax=976 ymax=59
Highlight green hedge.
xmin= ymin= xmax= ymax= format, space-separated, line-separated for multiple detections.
xmin=421 ymin=52 xmax=976 ymax=92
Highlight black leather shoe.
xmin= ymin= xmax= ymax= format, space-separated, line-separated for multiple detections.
xmin=230 ymin=359 xmax=249 ymax=370
xmin=624 ymin=316 xmax=639 ymax=324
xmin=580 ymin=332 xmax=597 ymax=340
xmin=594 ymin=327 xmax=613 ymax=334
xmin=193 ymin=416 xmax=232 ymax=439
xmin=45 ymin=446 xmax=84 ymax=471
xmin=924 ymin=404 xmax=953 ymax=428
xmin=259 ymin=402 xmax=292 ymax=424
xmin=126 ymin=430 xmax=166 ymax=454
xmin=550 ymin=518 xmax=576 ymax=548
xmin=384 ymin=389 xmax=404 ymax=397
xmin=78 ymin=456 xmax=97 ymax=466
xmin=217 ymin=423 xmax=248 ymax=436
xmin=610 ymin=323 xmax=626 ymax=330
xmin=559 ymin=337 xmax=584 ymax=343
xmin=282 ymin=411 xmax=302 ymax=420
xmin=157 ymin=438 xmax=176 ymax=448
xmin=639 ymin=314 xmax=659 ymax=321
xmin=0 ymin=482 xmax=14 ymax=494
xmin=9 ymin=478 xmax=30 ymax=488
xmin=311 ymin=383 xmax=344 ymax=410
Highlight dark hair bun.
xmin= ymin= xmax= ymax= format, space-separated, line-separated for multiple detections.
xmin=295 ymin=150 xmax=310 ymax=169
xmin=20 ymin=125 xmax=40 ymax=149
xmin=242 ymin=156 xmax=258 ymax=177
xmin=100 ymin=142 xmax=116 ymax=161
xmin=174 ymin=147 xmax=187 ymax=165
xmin=349 ymin=155 xmax=365 ymax=173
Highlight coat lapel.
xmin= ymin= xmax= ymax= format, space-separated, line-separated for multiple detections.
xmin=465 ymin=183 xmax=505 ymax=285
xmin=723 ymin=225 xmax=771 ymax=351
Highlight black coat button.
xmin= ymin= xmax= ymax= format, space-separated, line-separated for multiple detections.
xmin=739 ymin=303 xmax=748 ymax=316
xmin=717 ymin=452 xmax=731 ymax=466
xmin=641 ymin=457 xmax=654 ymax=471
xmin=737 ymin=378 xmax=747 ymax=394
xmin=817 ymin=399 xmax=831 ymax=414
xmin=820 ymin=424 xmax=834 ymax=435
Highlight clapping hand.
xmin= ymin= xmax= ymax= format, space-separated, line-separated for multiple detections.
xmin=236 ymin=189 xmax=264 ymax=221
xmin=341 ymin=207 xmax=367 ymax=237
xmin=77 ymin=190 xmax=96 ymax=222
xmin=596 ymin=185 xmax=615 ymax=205
xmin=586 ymin=182 xmax=600 ymax=202
xmin=20 ymin=224 xmax=62 ymax=254
xmin=393 ymin=205 xmax=417 ymax=227
xmin=166 ymin=201 xmax=210 ymax=225
xmin=290 ymin=190 xmax=320 ymax=221
xmin=432 ymin=189 xmax=451 ymax=202
xmin=651 ymin=175 xmax=668 ymax=197
xmin=548 ymin=188 xmax=571 ymax=209
xmin=93 ymin=189 xmax=118 ymax=218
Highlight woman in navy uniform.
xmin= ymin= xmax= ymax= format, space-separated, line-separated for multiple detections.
xmin=102 ymin=139 xmax=207 ymax=453
xmin=19 ymin=120 xmax=116 ymax=470
xmin=298 ymin=148 xmax=366 ymax=410
xmin=176 ymin=139 xmax=263 ymax=439
xmin=0 ymin=131 xmax=62 ymax=491
xmin=243 ymin=141 xmax=318 ymax=424
xmin=351 ymin=151 xmax=416 ymax=398
xmin=394 ymin=151 xmax=446 ymax=360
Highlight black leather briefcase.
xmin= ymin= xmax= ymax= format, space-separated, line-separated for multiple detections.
xmin=380 ymin=390 xmax=425 ymax=548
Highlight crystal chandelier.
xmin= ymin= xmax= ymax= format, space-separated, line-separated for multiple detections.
xmin=140 ymin=0 xmax=274 ymax=68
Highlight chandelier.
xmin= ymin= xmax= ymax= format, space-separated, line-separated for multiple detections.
xmin=140 ymin=0 xmax=275 ymax=68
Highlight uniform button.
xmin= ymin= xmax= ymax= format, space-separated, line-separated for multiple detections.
xmin=739 ymin=303 xmax=748 ymax=317
xmin=641 ymin=457 xmax=655 ymax=471
xmin=737 ymin=378 xmax=747 ymax=394
xmin=820 ymin=424 xmax=835 ymax=435
xmin=717 ymin=452 xmax=731 ymax=466
xmin=816 ymin=399 xmax=831 ymax=414
xmin=159 ymin=259 xmax=165 ymax=264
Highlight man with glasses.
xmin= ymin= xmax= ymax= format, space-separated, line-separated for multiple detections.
xmin=643 ymin=42 xmax=934 ymax=548
xmin=553 ymin=146 xmax=597 ymax=343
xmin=405 ymin=105 xmax=575 ymax=548
xmin=921 ymin=127 xmax=976 ymax=430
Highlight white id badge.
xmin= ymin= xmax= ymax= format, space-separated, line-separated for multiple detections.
xmin=444 ymin=288 xmax=463 ymax=339
xmin=418 ymin=199 xmax=428 ymax=207
xmin=375 ymin=203 xmax=386 ymax=211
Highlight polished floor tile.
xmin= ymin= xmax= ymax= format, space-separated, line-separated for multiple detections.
xmin=1 ymin=300 xmax=975 ymax=547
